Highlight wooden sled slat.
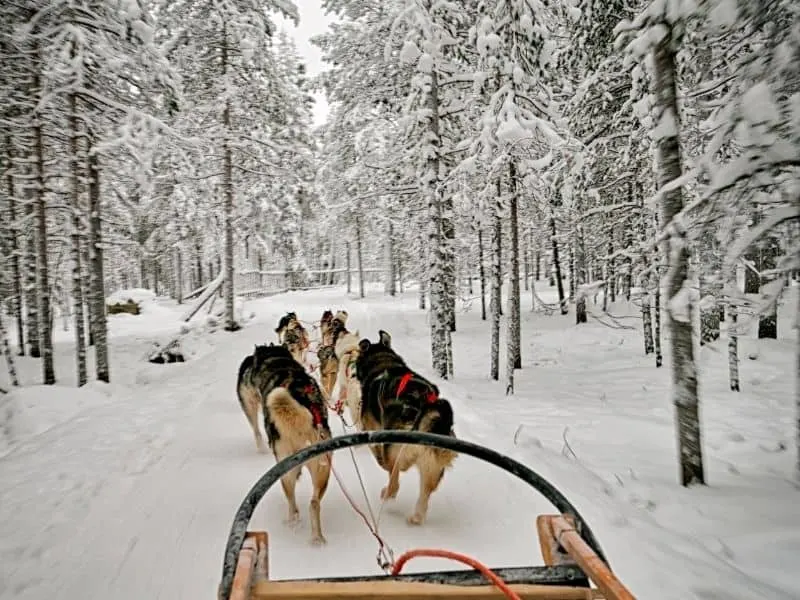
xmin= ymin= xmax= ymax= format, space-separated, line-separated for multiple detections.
xmin=546 ymin=516 xmax=634 ymax=600
xmin=227 ymin=532 xmax=268 ymax=600
xmin=251 ymin=580 xmax=602 ymax=599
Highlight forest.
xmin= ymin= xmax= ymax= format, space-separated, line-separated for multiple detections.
xmin=0 ymin=0 xmax=797 ymax=487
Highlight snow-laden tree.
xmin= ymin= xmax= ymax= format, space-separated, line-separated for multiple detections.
xmin=160 ymin=0 xmax=299 ymax=331
xmin=390 ymin=0 xmax=476 ymax=378
xmin=461 ymin=0 xmax=559 ymax=389
xmin=617 ymin=0 xmax=706 ymax=486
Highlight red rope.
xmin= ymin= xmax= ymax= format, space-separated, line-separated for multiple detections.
xmin=391 ymin=548 xmax=522 ymax=600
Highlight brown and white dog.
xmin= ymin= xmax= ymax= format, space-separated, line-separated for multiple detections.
xmin=350 ymin=330 xmax=457 ymax=525
xmin=236 ymin=343 xmax=332 ymax=545
xmin=275 ymin=312 xmax=311 ymax=367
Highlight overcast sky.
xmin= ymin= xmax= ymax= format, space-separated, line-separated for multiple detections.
xmin=274 ymin=0 xmax=337 ymax=126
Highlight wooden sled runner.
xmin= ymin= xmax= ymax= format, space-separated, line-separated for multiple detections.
xmin=217 ymin=431 xmax=636 ymax=600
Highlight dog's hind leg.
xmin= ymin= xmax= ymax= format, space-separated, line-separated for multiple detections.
xmin=279 ymin=466 xmax=302 ymax=525
xmin=308 ymin=455 xmax=331 ymax=545
xmin=239 ymin=385 xmax=266 ymax=453
xmin=379 ymin=447 xmax=402 ymax=501
xmin=407 ymin=455 xmax=447 ymax=526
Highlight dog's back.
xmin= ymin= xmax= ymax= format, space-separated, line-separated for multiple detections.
xmin=356 ymin=338 xmax=452 ymax=435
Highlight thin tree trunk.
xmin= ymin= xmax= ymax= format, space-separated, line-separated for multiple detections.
xmin=33 ymin=56 xmax=55 ymax=384
xmin=385 ymin=220 xmax=396 ymax=296
xmin=550 ymin=213 xmax=567 ymax=315
xmin=25 ymin=191 xmax=40 ymax=357
xmin=5 ymin=138 xmax=24 ymax=355
xmin=87 ymin=146 xmax=109 ymax=382
xmin=69 ymin=83 xmax=87 ymax=387
xmin=0 ymin=311 xmax=20 ymax=387
xmin=653 ymin=28 xmax=704 ymax=486
xmin=355 ymin=211 xmax=365 ymax=299
xmin=641 ymin=265 xmax=655 ymax=354
xmin=478 ymin=224 xmax=486 ymax=321
xmin=508 ymin=160 xmax=521 ymax=370
xmin=175 ymin=246 xmax=184 ymax=304
xmin=728 ymin=300 xmax=740 ymax=392
xmin=425 ymin=69 xmax=450 ymax=378
xmin=443 ymin=194 xmax=456 ymax=333
xmin=346 ymin=241 xmax=352 ymax=294
xmin=490 ymin=185 xmax=502 ymax=381
xmin=222 ymin=30 xmax=239 ymax=332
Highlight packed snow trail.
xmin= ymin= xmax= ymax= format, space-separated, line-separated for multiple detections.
xmin=0 ymin=291 xmax=548 ymax=600
xmin=2 ymin=285 xmax=798 ymax=600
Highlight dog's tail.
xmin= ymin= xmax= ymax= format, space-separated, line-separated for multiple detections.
xmin=418 ymin=398 xmax=454 ymax=436
xmin=266 ymin=387 xmax=314 ymax=437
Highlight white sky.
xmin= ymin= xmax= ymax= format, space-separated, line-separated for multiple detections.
xmin=274 ymin=0 xmax=337 ymax=127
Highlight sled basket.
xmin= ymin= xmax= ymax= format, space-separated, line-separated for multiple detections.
xmin=217 ymin=431 xmax=636 ymax=600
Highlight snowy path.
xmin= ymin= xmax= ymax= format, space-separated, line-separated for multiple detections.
xmin=1 ymin=284 xmax=798 ymax=600
xmin=1 ymin=291 xmax=547 ymax=600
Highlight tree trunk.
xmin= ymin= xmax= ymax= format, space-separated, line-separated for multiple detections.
xmin=221 ymin=31 xmax=240 ymax=332
xmin=355 ymin=211 xmax=365 ymax=299
xmin=478 ymin=224 xmax=486 ymax=321
xmin=443 ymin=193 xmax=456 ymax=333
xmin=385 ymin=220 xmax=396 ymax=296
xmin=24 ymin=189 xmax=40 ymax=357
xmin=508 ymin=160 xmax=521 ymax=370
xmin=175 ymin=246 xmax=184 ymax=304
xmin=0 ymin=311 xmax=20 ymax=387
xmin=641 ymin=259 xmax=654 ymax=355
xmin=425 ymin=69 xmax=450 ymax=378
xmin=653 ymin=28 xmax=705 ymax=487
xmin=346 ymin=241 xmax=352 ymax=294
xmin=5 ymin=138 xmax=24 ymax=355
xmin=549 ymin=214 xmax=567 ymax=315
xmin=87 ymin=146 xmax=109 ymax=382
xmin=33 ymin=56 xmax=55 ymax=384
xmin=69 ymin=85 xmax=87 ymax=387
xmin=490 ymin=202 xmax=502 ymax=381
xmin=728 ymin=301 xmax=740 ymax=392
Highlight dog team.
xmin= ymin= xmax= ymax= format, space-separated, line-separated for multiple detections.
xmin=236 ymin=309 xmax=457 ymax=545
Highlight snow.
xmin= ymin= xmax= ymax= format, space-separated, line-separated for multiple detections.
xmin=741 ymin=82 xmax=780 ymax=126
xmin=708 ymin=0 xmax=738 ymax=30
xmin=651 ymin=107 xmax=678 ymax=141
xmin=1 ymin=282 xmax=798 ymax=600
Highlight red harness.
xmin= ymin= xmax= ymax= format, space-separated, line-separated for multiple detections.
xmin=396 ymin=372 xmax=438 ymax=404
xmin=304 ymin=384 xmax=324 ymax=426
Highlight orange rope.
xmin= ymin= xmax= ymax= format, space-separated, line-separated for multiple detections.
xmin=391 ymin=548 xmax=522 ymax=600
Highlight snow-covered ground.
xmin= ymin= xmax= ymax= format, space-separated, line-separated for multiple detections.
xmin=0 ymin=282 xmax=797 ymax=600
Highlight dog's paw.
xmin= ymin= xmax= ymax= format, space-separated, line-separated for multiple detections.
xmin=284 ymin=510 xmax=301 ymax=526
xmin=310 ymin=534 xmax=327 ymax=546
xmin=406 ymin=513 xmax=425 ymax=526
xmin=380 ymin=486 xmax=398 ymax=501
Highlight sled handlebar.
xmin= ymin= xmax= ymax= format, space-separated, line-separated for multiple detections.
xmin=218 ymin=430 xmax=607 ymax=600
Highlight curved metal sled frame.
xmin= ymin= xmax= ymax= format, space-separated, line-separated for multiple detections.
xmin=218 ymin=430 xmax=635 ymax=600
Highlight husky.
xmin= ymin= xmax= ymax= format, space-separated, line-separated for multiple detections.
xmin=274 ymin=312 xmax=311 ymax=367
xmin=350 ymin=330 xmax=457 ymax=525
xmin=236 ymin=343 xmax=332 ymax=544
xmin=318 ymin=309 xmax=351 ymax=400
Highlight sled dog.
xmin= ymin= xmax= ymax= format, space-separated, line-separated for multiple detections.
xmin=236 ymin=343 xmax=332 ymax=544
xmin=352 ymin=330 xmax=457 ymax=525
xmin=274 ymin=312 xmax=310 ymax=367
xmin=316 ymin=310 xmax=344 ymax=398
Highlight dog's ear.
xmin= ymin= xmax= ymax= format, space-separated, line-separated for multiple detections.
xmin=358 ymin=339 xmax=371 ymax=353
xmin=378 ymin=330 xmax=392 ymax=348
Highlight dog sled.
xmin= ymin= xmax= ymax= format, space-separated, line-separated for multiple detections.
xmin=217 ymin=430 xmax=636 ymax=600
